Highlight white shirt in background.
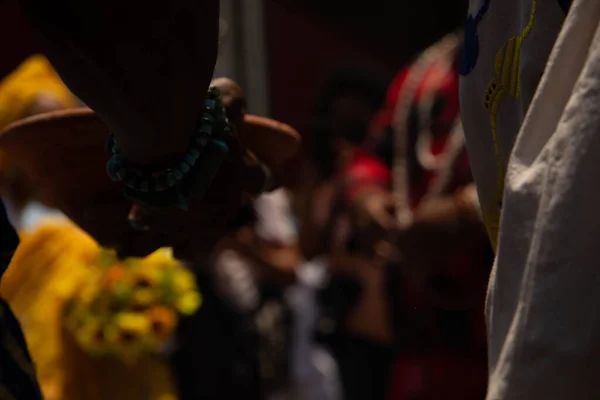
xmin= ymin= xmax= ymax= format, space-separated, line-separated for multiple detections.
xmin=253 ymin=189 xmax=342 ymax=400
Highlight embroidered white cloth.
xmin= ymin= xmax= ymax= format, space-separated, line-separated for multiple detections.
xmin=461 ymin=0 xmax=600 ymax=398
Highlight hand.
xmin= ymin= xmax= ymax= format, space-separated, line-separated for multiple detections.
xmin=20 ymin=0 xmax=220 ymax=166
xmin=351 ymin=189 xmax=396 ymax=237
xmin=348 ymin=189 xmax=398 ymax=261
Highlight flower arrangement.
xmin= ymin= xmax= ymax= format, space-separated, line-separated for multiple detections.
xmin=64 ymin=247 xmax=202 ymax=362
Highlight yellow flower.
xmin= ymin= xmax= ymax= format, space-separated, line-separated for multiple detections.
xmin=175 ymin=291 xmax=202 ymax=316
xmin=147 ymin=306 xmax=177 ymax=341
xmin=102 ymin=263 xmax=128 ymax=291
xmin=131 ymin=266 xmax=161 ymax=288
xmin=115 ymin=312 xmax=150 ymax=339
xmin=147 ymin=248 xmax=178 ymax=268
xmin=172 ymin=269 xmax=196 ymax=294
xmin=109 ymin=312 xmax=152 ymax=363
xmin=102 ymin=323 xmax=120 ymax=347
xmin=74 ymin=319 xmax=106 ymax=355
xmin=97 ymin=248 xmax=120 ymax=269
xmin=132 ymin=288 xmax=157 ymax=309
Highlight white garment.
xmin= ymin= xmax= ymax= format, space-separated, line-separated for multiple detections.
xmin=253 ymin=189 xmax=342 ymax=399
xmin=286 ymin=259 xmax=342 ymax=400
xmin=254 ymin=189 xmax=297 ymax=245
xmin=461 ymin=0 xmax=600 ymax=398
xmin=2 ymin=198 xmax=65 ymax=231
xmin=213 ymin=249 xmax=261 ymax=312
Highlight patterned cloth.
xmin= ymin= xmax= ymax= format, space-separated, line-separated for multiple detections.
xmin=367 ymin=33 xmax=491 ymax=400
xmin=0 ymin=201 xmax=42 ymax=399
xmin=459 ymin=0 xmax=568 ymax=251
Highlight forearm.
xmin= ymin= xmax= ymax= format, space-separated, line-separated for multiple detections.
xmin=412 ymin=184 xmax=481 ymax=231
xmin=18 ymin=0 xmax=220 ymax=165
xmin=394 ymin=184 xmax=487 ymax=272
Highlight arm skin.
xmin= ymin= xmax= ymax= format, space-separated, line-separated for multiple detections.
xmin=18 ymin=0 xmax=220 ymax=166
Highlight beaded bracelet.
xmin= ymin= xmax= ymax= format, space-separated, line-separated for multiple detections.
xmin=105 ymin=87 xmax=232 ymax=209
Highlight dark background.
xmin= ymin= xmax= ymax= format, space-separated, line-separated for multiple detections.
xmin=265 ymin=0 xmax=467 ymax=136
xmin=0 ymin=0 xmax=467 ymax=138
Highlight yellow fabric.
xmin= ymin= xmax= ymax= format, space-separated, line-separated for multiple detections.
xmin=0 ymin=55 xmax=78 ymax=178
xmin=480 ymin=0 xmax=538 ymax=252
xmin=0 ymin=220 xmax=178 ymax=400
xmin=0 ymin=55 xmax=77 ymax=130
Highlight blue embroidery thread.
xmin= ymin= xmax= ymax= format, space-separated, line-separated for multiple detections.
xmin=460 ymin=0 xmax=492 ymax=76
xmin=557 ymin=0 xmax=571 ymax=14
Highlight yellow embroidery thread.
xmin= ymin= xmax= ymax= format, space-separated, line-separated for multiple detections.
xmin=481 ymin=0 xmax=537 ymax=251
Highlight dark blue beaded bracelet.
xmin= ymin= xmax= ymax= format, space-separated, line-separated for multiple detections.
xmin=105 ymin=86 xmax=231 ymax=197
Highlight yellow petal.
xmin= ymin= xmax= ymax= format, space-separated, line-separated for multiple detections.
xmin=175 ymin=291 xmax=202 ymax=316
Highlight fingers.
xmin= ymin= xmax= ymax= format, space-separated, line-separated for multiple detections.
xmin=372 ymin=202 xmax=396 ymax=232
xmin=364 ymin=192 xmax=396 ymax=232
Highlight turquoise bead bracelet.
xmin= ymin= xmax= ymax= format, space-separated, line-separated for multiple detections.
xmin=105 ymin=86 xmax=232 ymax=210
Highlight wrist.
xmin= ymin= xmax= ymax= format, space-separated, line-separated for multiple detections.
xmin=113 ymin=131 xmax=190 ymax=168
xmin=106 ymin=87 xmax=232 ymax=209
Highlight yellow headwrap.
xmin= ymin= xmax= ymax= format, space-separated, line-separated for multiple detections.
xmin=0 ymin=55 xmax=77 ymax=130
xmin=0 ymin=55 xmax=78 ymax=178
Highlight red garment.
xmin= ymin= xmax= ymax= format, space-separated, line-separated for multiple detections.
xmin=371 ymin=35 xmax=490 ymax=400
xmin=342 ymin=148 xmax=392 ymax=204
xmin=388 ymin=352 xmax=488 ymax=400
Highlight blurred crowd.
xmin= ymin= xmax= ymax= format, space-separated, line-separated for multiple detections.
xmin=0 ymin=28 xmax=493 ymax=400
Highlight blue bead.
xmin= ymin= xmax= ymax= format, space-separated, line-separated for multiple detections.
xmin=210 ymin=139 xmax=230 ymax=153
xmin=204 ymin=99 xmax=217 ymax=110
xmin=196 ymin=135 xmax=208 ymax=147
xmin=117 ymin=167 xmax=128 ymax=181
xmin=202 ymin=113 xmax=215 ymax=123
xmin=106 ymin=159 xmax=120 ymax=181
xmin=199 ymin=124 xmax=212 ymax=135
xmin=184 ymin=154 xmax=196 ymax=165
xmin=179 ymin=161 xmax=191 ymax=173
